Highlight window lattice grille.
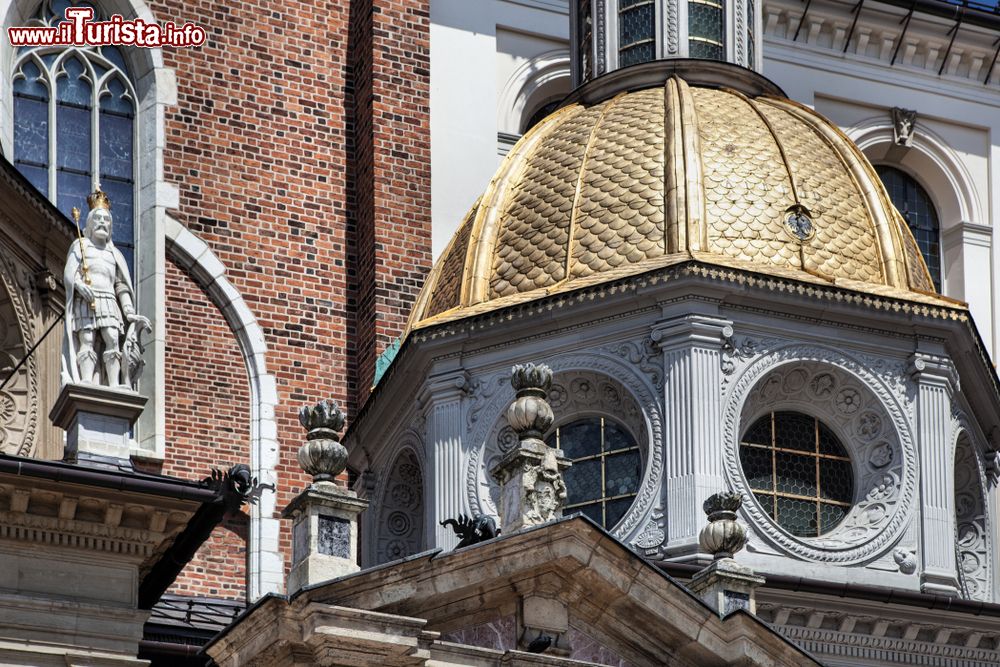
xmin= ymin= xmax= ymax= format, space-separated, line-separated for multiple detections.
xmin=739 ymin=411 xmax=854 ymax=538
xmin=875 ymin=165 xmax=941 ymax=292
xmin=546 ymin=416 xmax=641 ymax=529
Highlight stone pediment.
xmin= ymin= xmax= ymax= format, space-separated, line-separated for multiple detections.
xmin=207 ymin=517 xmax=820 ymax=667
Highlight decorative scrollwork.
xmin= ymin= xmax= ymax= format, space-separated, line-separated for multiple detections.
xmin=724 ymin=344 xmax=916 ymax=564
xmin=954 ymin=433 xmax=990 ymax=601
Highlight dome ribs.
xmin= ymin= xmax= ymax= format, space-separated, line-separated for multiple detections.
xmin=755 ymin=101 xmax=883 ymax=285
xmin=568 ymin=88 xmax=666 ymax=281
xmin=664 ymin=76 xmax=707 ymax=254
xmin=489 ymin=104 xmax=602 ymax=298
xmin=692 ymin=87 xmax=794 ymax=269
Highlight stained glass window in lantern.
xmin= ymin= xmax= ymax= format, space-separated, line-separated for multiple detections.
xmin=746 ymin=0 xmax=755 ymax=67
xmin=619 ymin=0 xmax=656 ymax=68
xmin=11 ymin=3 xmax=137 ymax=275
xmin=875 ymin=166 xmax=941 ymax=291
xmin=546 ymin=416 xmax=642 ymax=529
xmin=739 ymin=411 xmax=853 ymax=538
xmin=689 ymin=0 xmax=725 ymax=61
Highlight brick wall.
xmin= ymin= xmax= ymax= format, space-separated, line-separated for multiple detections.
xmin=146 ymin=0 xmax=433 ymax=600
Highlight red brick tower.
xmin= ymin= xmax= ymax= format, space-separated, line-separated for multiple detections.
xmin=145 ymin=0 xmax=431 ymax=601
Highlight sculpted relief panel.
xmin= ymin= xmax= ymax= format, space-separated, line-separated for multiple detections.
xmin=375 ymin=448 xmax=424 ymax=565
xmin=0 ymin=254 xmax=38 ymax=457
xmin=724 ymin=342 xmax=916 ymax=565
xmin=954 ymin=433 xmax=990 ymax=601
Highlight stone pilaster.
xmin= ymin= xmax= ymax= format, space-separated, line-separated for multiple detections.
xmin=421 ymin=369 xmax=469 ymax=550
xmin=910 ymin=352 xmax=961 ymax=596
xmin=651 ymin=314 xmax=730 ymax=558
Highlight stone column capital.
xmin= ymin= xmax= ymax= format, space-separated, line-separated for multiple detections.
xmin=650 ymin=314 xmax=733 ymax=351
xmin=419 ymin=369 xmax=470 ymax=405
xmin=909 ymin=353 xmax=959 ymax=393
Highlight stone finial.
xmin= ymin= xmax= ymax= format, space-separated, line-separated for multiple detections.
xmin=507 ymin=363 xmax=554 ymax=444
xmin=699 ymin=492 xmax=748 ymax=560
xmin=491 ymin=363 xmax=570 ymax=534
xmin=690 ymin=491 xmax=763 ymax=617
xmin=297 ymin=400 xmax=348 ymax=484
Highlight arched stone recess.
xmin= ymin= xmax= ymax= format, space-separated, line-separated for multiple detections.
xmin=497 ymin=49 xmax=572 ymax=136
xmin=849 ymin=118 xmax=982 ymax=226
xmin=374 ymin=446 xmax=424 ymax=565
xmin=466 ymin=349 xmax=663 ymax=544
xmin=0 ymin=253 xmax=36 ymax=457
xmin=164 ymin=216 xmax=281 ymax=600
xmin=953 ymin=427 xmax=992 ymax=602
xmin=723 ymin=343 xmax=917 ymax=565
xmin=2 ymin=0 xmax=179 ymax=464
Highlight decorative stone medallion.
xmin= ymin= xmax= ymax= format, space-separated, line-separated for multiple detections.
xmin=725 ymin=350 xmax=916 ymax=564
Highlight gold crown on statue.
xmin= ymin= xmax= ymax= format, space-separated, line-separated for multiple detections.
xmin=86 ymin=186 xmax=111 ymax=211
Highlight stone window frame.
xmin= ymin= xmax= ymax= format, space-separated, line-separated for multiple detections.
xmin=724 ymin=351 xmax=917 ymax=565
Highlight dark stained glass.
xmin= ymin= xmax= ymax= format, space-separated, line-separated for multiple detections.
xmin=56 ymin=170 xmax=92 ymax=221
xmin=739 ymin=411 xmax=854 ymax=537
xmin=578 ymin=0 xmax=593 ymax=81
xmin=57 ymin=103 xmax=91 ymax=172
xmin=57 ymin=56 xmax=91 ymax=106
xmin=547 ymin=415 xmax=642 ymax=529
xmin=13 ymin=60 xmax=48 ymax=98
xmin=99 ymin=111 xmax=133 ymax=179
xmin=14 ymin=97 xmax=49 ymax=166
xmin=619 ymin=0 xmax=655 ymax=67
xmin=876 ymin=165 xmax=941 ymax=291
xmin=689 ymin=0 xmax=725 ymax=61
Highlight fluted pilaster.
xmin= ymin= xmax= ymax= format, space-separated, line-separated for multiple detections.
xmin=910 ymin=352 xmax=960 ymax=596
xmin=422 ymin=369 xmax=469 ymax=550
xmin=652 ymin=314 xmax=730 ymax=557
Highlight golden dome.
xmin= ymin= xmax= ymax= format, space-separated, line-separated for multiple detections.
xmin=410 ymin=72 xmax=937 ymax=330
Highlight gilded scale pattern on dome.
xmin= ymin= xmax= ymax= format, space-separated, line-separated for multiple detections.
xmin=571 ymin=88 xmax=666 ymax=279
xmin=491 ymin=105 xmax=603 ymax=297
xmin=757 ymin=101 xmax=884 ymax=284
xmin=692 ymin=88 xmax=797 ymax=269
xmin=410 ymin=75 xmax=948 ymax=331
xmin=427 ymin=202 xmax=478 ymax=317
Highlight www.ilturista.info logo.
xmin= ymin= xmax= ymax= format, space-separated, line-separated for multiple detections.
xmin=7 ymin=7 xmax=205 ymax=48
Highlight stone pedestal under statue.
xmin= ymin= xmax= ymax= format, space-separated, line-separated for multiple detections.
xmin=50 ymin=382 xmax=146 ymax=465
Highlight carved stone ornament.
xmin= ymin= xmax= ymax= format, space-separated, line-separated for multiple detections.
xmin=700 ymin=492 xmax=749 ymax=559
xmin=892 ymin=547 xmax=917 ymax=575
xmin=954 ymin=434 xmax=990 ymax=601
xmin=724 ymin=347 xmax=916 ymax=564
xmin=62 ymin=189 xmax=152 ymax=389
xmin=297 ymin=400 xmax=349 ymax=483
xmin=891 ymin=107 xmax=917 ymax=147
xmin=491 ymin=363 xmax=571 ymax=534
xmin=0 ymin=252 xmax=38 ymax=456
xmin=470 ymin=353 xmax=662 ymax=544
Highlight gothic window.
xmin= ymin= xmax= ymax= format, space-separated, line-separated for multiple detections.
xmin=739 ymin=411 xmax=854 ymax=538
xmin=876 ymin=166 xmax=941 ymax=291
xmin=618 ymin=0 xmax=656 ymax=68
xmin=546 ymin=416 xmax=641 ymax=529
xmin=12 ymin=0 xmax=137 ymax=275
xmin=688 ymin=0 xmax=725 ymax=61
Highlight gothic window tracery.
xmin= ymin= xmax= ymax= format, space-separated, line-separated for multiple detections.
xmin=12 ymin=0 xmax=137 ymax=275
